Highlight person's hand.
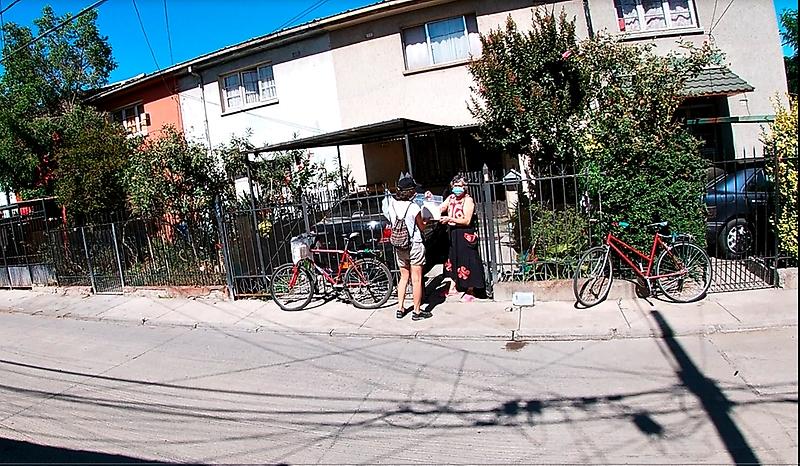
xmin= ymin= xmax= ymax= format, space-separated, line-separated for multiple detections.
xmin=439 ymin=216 xmax=450 ymax=223
xmin=424 ymin=191 xmax=433 ymax=200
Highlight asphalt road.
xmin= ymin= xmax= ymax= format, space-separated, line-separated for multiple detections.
xmin=0 ymin=312 xmax=796 ymax=464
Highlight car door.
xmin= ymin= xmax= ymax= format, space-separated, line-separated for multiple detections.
xmin=743 ymin=169 xmax=773 ymax=252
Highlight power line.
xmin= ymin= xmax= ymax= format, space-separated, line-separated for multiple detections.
xmin=131 ymin=0 xmax=159 ymax=71
xmin=0 ymin=0 xmax=24 ymax=16
xmin=275 ymin=0 xmax=330 ymax=32
xmin=1 ymin=0 xmax=109 ymax=64
xmin=163 ymin=0 xmax=173 ymax=65
xmin=709 ymin=0 xmax=735 ymax=35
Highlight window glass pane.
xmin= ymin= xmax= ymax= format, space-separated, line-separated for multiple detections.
xmin=242 ymin=70 xmax=259 ymax=104
xmin=615 ymin=0 xmax=641 ymax=31
xmin=668 ymin=0 xmax=694 ymax=27
xmin=258 ymin=65 xmax=276 ymax=100
xmin=428 ymin=17 xmax=469 ymax=64
xmin=641 ymin=0 xmax=666 ymax=30
xmin=403 ymin=25 xmax=429 ymax=69
xmin=465 ymin=14 xmax=482 ymax=57
xmin=223 ymin=74 xmax=242 ymax=108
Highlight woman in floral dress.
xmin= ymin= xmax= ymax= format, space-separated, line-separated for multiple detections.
xmin=430 ymin=175 xmax=485 ymax=300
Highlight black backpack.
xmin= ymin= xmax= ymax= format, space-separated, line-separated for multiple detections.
xmin=390 ymin=203 xmax=414 ymax=250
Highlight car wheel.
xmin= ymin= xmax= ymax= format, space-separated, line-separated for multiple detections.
xmin=719 ymin=218 xmax=754 ymax=259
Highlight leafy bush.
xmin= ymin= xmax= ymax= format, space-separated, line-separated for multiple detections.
xmin=511 ymin=190 xmax=589 ymax=260
xmin=575 ymin=36 xmax=718 ymax=249
xmin=468 ymin=10 xmax=584 ymax=166
xmin=763 ymin=96 xmax=798 ymax=259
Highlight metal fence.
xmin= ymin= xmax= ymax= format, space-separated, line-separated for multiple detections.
xmin=466 ymin=166 xmax=596 ymax=297
xmin=221 ymin=186 xmax=397 ymax=298
xmin=2 ymin=150 xmax=796 ymax=299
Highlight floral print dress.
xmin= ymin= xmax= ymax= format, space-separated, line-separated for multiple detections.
xmin=444 ymin=194 xmax=485 ymax=291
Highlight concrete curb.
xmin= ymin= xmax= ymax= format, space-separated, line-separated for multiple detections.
xmin=2 ymin=305 xmax=796 ymax=342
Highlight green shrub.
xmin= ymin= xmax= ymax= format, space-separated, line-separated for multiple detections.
xmin=511 ymin=190 xmax=589 ymax=260
xmin=763 ymin=96 xmax=798 ymax=259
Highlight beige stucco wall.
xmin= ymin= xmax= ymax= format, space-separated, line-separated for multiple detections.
xmin=329 ymin=0 xmax=585 ymax=128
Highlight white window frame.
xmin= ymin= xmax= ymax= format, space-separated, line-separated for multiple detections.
xmin=112 ymin=103 xmax=147 ymax=137
xmin=403 ymin=14 xmax=473 ymax=70
xmin=615 ymin=0 xmax=698 ymax=33
xmin=220 ymin=63 xmax=278 ymax=112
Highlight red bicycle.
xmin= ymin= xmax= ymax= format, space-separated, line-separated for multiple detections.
xmin=270 ymin=232 xmax=393 ymax=311
xmin=573 ymin=221 xmax=712 ymax=307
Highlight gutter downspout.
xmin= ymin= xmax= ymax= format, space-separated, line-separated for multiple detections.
xmin=188 ymin=65 xmax=213 ymax=152
xmin=582 ymin=0 xmax=595 ymax=38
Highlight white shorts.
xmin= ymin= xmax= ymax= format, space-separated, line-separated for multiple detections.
xmin=396 ymin=242 xmax=426 ymax=267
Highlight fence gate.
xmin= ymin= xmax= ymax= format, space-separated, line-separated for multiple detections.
xmin=84 ymin=224 xmax=125 ymax=294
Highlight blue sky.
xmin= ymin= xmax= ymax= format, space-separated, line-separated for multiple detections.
xmin=1 ymin=0 xmax=797 ymax=83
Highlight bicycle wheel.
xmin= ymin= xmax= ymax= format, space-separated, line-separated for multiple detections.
xmin=656 ymin=242 xmax=712 ymax=303
xmin=573 ymin=246 xmax=613 ymax=307
xmin=270 ymin=263 xmax=314 ymax=311
xmin=343 ymin=258 xmax=393 ymax=309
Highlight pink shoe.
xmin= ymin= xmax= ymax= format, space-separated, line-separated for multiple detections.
xmin=461 ymin=294 xmax=475 ymax=302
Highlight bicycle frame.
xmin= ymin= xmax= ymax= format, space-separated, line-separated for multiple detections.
xmin=288 ymin=238 xmax=372 ymax=288
xmin=605 ymin=232 xmax=685 ymax=280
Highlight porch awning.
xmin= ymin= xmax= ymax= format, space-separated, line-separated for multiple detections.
xmin=252 ymin=118 xmax=452 ymax=153
xmin=683 ymin=67 xmax=754 ymax=97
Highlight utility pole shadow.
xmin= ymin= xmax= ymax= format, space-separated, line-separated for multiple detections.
xmin=651 ymin=310 xmax=760 ymax=465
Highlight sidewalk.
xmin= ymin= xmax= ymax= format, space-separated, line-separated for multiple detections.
xmin=1 ymin=286 xmax=796 ymax=341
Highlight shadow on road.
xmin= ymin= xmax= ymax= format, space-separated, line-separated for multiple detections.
xmin=651 ymin=310 xmax=760 ymax=465
xmin=0 ymin=437 xmax=166 ymax=464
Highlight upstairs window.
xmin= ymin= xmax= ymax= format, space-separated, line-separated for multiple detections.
xmin=221 ymin=64 xmax=277 ymax=111
xmin=112 ymin=103 xmax=147 ymax=136
xmin=615 ymin=0 xmax=698 ymax=32
xmin=402 ymin=14 xmax=479 ymax=71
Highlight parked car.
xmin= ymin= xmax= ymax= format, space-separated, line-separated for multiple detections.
xmin=703 ymin=167 xmax=774 ymax=259
xmin=311 ymin=192 xmax=447 ymax=273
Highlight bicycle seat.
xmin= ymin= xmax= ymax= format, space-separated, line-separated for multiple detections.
xmin=646 ymin=221 xmax=668 ymax=230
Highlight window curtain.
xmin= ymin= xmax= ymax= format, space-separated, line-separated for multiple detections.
xmin=403 ymin=26 xmax=429 ymax=70
xmin=258 ymin=66 xmax=276 ymax=100
xmin=223 ymin=75 xmax=241 ymax=108
xmin=615 ymin=0 xmax=641 ymax=31
xmin=668 ymin=0 xmax=694 ymax=27
xmin=242 ymin=70 xmax=259 ymax=104
xmin=428 ymin=17 xmax=469 ymax=64
xmin=641 ymin=0 xmax=667 ymax=30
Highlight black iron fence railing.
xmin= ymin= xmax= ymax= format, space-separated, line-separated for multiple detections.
xmin=1 ymin=150 xmax=796 ymax=298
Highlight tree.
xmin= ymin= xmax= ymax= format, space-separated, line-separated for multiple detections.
xmin=576 ymin=37 xmax=720 ymax=248
xmin=0 ymin=6 xmax=115 ymax=195
xmin=468 ymin=10 xmax=720 ymax=250
xmin=780 ymin=9 xmax=798 ymax=95
xmin=763 ymin=96 xmax=798 ymax=259
xmin=124 ymin=126 xmax=225 ymax=218
xmin=52 ymin=106 xmax=133 ymax=220
xmin=468 ymin=10 xmax=585 ymax=167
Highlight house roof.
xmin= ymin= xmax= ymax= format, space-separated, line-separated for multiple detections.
xmin=683 ymin=67 xmax=754 ymax=97
xmin=86 ymin=0 xmax=452 ymax=102
xmin=252 ymin=118 xmax=452 ymax=153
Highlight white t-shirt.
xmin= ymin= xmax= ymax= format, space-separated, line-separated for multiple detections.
xmin=389 ymin=200 xmax=423 ymax=243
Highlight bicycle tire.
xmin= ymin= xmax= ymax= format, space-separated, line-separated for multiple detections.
xmin=573 ymin=246 xmax=613 ymax=307
xmin=343 ymin=258 xmax=393 ymax=309
xmin=656 ymin=242 xmax=712 ymax=303
xmin=270 ymin=263 xmax=314 ymax=311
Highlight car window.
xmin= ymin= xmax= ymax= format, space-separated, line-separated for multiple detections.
xmin=746 ymin=170 xmax=772 ymax=192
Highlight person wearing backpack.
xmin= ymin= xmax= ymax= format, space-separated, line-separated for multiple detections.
xmin=389 ymin=174 xmax=431 ymax=320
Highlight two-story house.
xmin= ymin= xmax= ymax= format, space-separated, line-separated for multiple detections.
xmin=90 ymin=0 xmax=788 ymax=190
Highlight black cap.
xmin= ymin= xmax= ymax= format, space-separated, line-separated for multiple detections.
xmin=397 ymin=173 xmax=417 ymax=191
